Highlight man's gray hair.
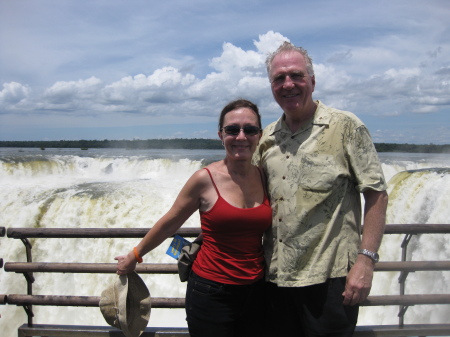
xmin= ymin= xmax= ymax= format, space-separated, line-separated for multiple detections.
xmin=265 ymin=41 xmax=315 ymax=78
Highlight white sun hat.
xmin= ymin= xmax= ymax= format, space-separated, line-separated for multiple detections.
xmin=100 ymin=272 xmax=151 ymax=337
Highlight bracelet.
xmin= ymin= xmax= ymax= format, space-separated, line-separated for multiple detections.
xmin=133 ymin=247 xmax=143 ymax=263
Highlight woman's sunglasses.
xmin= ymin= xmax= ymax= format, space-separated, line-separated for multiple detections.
xmin=221 ymin=125 xmax=262 ymax=136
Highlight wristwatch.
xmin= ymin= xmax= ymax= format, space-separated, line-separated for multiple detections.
xmin=357 ymin=249 xmax=379 ymax=263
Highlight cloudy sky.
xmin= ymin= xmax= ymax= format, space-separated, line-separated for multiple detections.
xmin=1 ymin=0 xmax=449 ymax=144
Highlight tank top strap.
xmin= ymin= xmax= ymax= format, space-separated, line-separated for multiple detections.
xmin=203 ymin=167 xmax=221 ymax=197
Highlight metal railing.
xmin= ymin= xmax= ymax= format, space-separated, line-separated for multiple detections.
xmin=1 ymin=224 xmax=450 ymax=336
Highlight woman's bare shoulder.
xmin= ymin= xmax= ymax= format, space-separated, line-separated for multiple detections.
xmin=187 ymin=162 xmax=220 ymax=188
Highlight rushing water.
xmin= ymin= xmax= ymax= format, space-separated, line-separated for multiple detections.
xmin=1 ymin=148 xmax=449 ymax=335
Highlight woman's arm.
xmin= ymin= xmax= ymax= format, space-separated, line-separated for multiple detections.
xmin=115 ymin=169 xmax=208 ymax=274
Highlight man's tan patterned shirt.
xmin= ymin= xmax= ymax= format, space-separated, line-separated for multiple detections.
xmin=254 ymin=100 xmax=387 ymax=287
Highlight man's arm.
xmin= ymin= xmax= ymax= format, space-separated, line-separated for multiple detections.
xmin=342 ymin=189 xmax=388 ymax=306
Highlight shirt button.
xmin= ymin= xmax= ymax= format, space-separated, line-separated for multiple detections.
xmin=279 ymin=239 xmax=283 ymax=242
xmin=286 ymin=155 xmax=290 ymax=159
xmin=282 ymin=176 xmax=286 ymax=180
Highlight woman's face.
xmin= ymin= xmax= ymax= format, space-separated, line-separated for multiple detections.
xmin=219 ymin=107 xmax=262 ymax=161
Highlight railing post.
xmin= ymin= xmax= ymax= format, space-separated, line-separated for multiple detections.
xmin=20 ymin=238 xmax=34 ymax=326
xmin=398 ymin=233 xmax=413 ymax=327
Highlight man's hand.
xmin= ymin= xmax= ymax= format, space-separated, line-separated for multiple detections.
xmin=342 ymin=189 xmax=388 ymax=305
xmin=342 ymin=256 xmax=374 ymax=306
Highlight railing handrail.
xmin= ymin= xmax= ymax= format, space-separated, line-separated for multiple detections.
xmin=4 ymin=260 xmax=450 ymax=274
xmin=4 ymin=224 xmax=450 ymax=239
xmin=5 ymin=227 xmax=201 ymax=239
xmin=2 ymin=294 xmax=185 ymax=308
xmin=4 ymin=262 xmax=179 ymax=274
xmin=3 ymin=293 xmax=450 ymax=308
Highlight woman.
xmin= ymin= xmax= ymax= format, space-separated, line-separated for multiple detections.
xmin=115 ymin=99 xmax=272 ymax=337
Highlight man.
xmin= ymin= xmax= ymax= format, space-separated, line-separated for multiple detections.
xmin=255 ymin=42 xmax=388 ymax=336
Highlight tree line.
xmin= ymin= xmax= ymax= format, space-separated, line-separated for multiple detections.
xmin=374 ymin=142 xmax=450 ymax=153
xmin=0 ymin=139 xmax=449 ymax=153
xmin=0 ymin=139 xmax=223 ymax=150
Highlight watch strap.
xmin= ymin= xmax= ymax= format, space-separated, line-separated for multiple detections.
xmin=358 ymin=248 xmax=379 ymax=263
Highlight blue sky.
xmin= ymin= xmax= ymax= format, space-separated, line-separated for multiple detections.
xmin=0 ymin=0 xmax=449 ymax=144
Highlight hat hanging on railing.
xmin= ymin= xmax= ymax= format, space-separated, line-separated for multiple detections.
xmin=99 ymin=272 xmax=151 ymax=337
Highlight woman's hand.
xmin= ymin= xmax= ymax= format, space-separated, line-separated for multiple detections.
xmin=114 ymin=250 xmax=138 ymax=275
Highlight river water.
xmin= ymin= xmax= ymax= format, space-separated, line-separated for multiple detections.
xmin=1 ymin=148 xmax=449 ymax=335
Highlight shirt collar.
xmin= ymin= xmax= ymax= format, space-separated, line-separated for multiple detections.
xmin=270 ymin=100 xmax=330 ymax=136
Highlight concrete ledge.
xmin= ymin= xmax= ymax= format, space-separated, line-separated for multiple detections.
xmin=17 ymin=324 xmax=450 ymax=337
xmin=354 ymin=324 xmax=450 ymax=336
xmin=18 ymin=324 xmax=190 ymax=337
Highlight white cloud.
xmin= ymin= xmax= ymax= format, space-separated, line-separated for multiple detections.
xmin=101 ymin=67 xmax=197 ymax=111
xmin=43 ymin=77 xmax=102 ymax=103
xmin=210 ymin=43 xmax=265 ymax=75
xmin=186 ymin=72 xmax=230 ymax=101
xmin=32 ymin=77 xmax=103 ymax=113
xmin=253 ymin=31 xmax=289 ymax=55
xmin=1 ymin=1 xmax=449 ymax=143
xmin=314 ymin=64 xmax=352 ymax=93
xmin=411 ymin=105 xmax=439 ymax=114
xmin=0 ymin=82 xmax=30 ymax=105
xmin=2 ymin=28 xmax=449 ymax=128
xmin=237 ymin=76 xmax=269 ymax=96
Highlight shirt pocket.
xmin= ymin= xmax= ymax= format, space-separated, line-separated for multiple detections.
xmin=298 ymin=154 xmax=338 ymax=192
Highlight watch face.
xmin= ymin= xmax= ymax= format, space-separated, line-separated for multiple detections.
xmin=373 ymin=253 xmax=379 ymax=262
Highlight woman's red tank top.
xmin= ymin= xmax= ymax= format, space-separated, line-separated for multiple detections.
xmin=191 ymin=167 xmax=272 ymax=285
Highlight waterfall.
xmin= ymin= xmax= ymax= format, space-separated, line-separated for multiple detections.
xmin=360 ymin=166 xmax=450 ymax=325
xmin=1 ymin=148 xmax=449 ymax=335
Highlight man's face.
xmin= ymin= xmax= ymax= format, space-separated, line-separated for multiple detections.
xmin=269 ymin=51 xmax=315 ymax=116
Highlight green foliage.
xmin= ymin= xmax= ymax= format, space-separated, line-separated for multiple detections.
xmin=0 ymin=139 xmax=449 ymax=153
xmin=374 ymin=143 xmax=450 ymax=153
xmin=0 ymin=139 xmax=223 ymax=150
